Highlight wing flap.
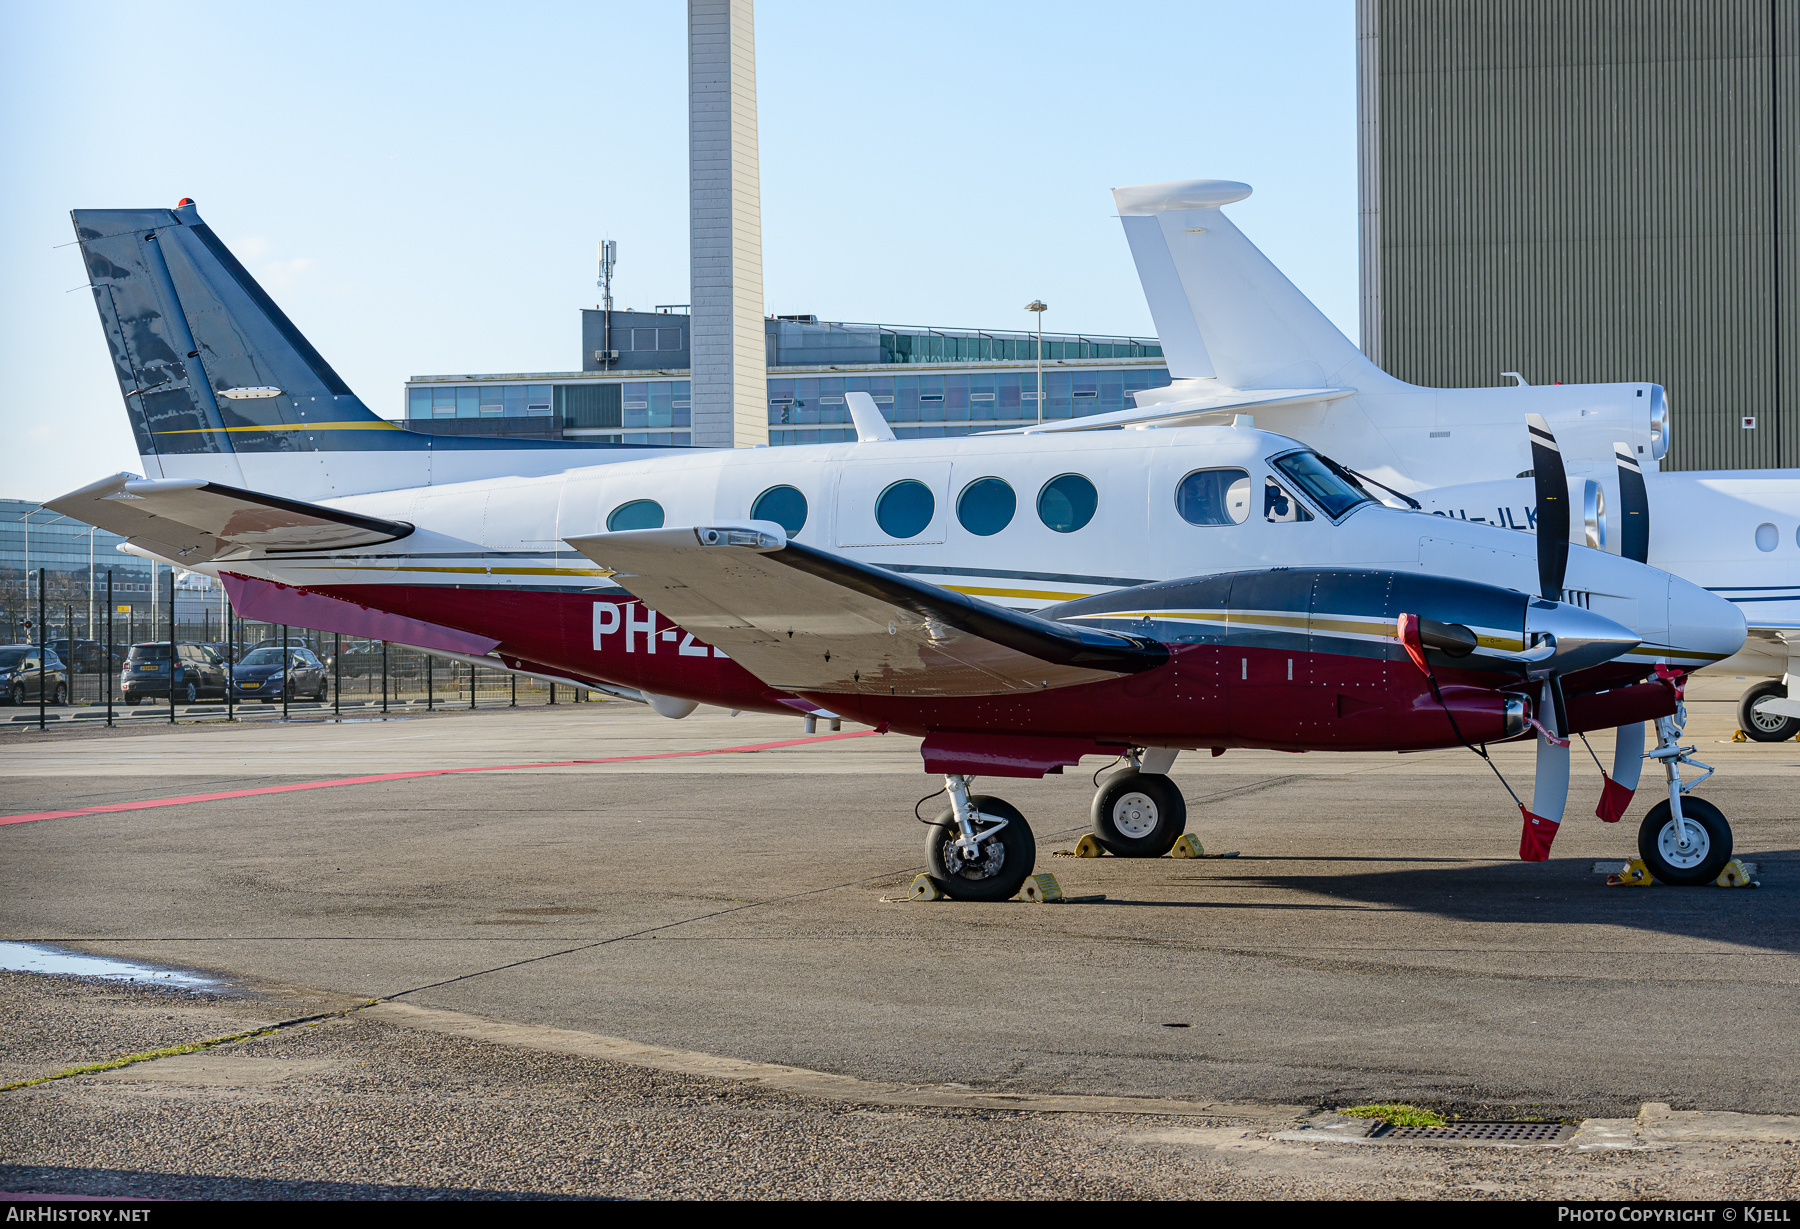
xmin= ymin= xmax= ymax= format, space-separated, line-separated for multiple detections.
xmin=563 ymin=525 xmax=1165 ymax=697
xmin=46 ymin=472 xmax=413 ymax=562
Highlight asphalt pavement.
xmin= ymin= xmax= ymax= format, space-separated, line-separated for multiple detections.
xmin=3 ymin=678 xmax=1799 ymax=1197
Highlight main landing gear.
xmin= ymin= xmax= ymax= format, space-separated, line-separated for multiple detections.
xmin=1089 ymin=750 xmax=1188 ymax=857
xmin=925 ymin=776 xmax=1036 ymax=902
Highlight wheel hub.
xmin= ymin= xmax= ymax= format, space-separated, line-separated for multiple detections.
xmin=1657 ymin=817 xmax=1710 ymax=869
xmin=1751 ymin=708 xmax=1791 ymax=733
xmin=1111 ymin=792 xmax=1159 ymax=838
xmin=943 ymin=827 xmax=1005 ymax=880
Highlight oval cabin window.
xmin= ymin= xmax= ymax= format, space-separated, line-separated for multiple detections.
xmin=1175 ymin=468 xmax=1252 ymax=525
xmin=1037 ymin=474 xmax=1097 ymax=533
xmin=751 ymin=485 xmax=808 ymax=535
xmin=956 ymin=477 xmax=1016 ymax=536
xmin=875 ymin=480 xmax=936 ymax=539
xmin=607 ymin=499 xmax=665 ymax=532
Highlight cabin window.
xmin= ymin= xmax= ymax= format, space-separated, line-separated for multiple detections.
xmin=956 ymin=477 xmax=1016 ymax=536
xmin=1175 ymin=468 xmax=1251 ymax=526
xmin=875 ymin=480 xmax=936 ymax=539
xmin=1037 ymin=474 xmax=1097 ymax=533
xmin=751 ymin=485 xmax=808 ymax=536
xmin=607 ymin=499 xmax=665 ymax=532
xmin=1263 ymin=478 xmax=1313 ymax=523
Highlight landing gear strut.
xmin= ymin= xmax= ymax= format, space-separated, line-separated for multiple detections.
xmin=925 ymin=776 xmax=1036 ymax=902
xmin=1089 ymin=750 xmax=1187 ymax=857
xmin=1638 ymin=708 xmax=1733 ymax=885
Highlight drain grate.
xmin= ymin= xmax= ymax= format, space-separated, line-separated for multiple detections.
xmin=1375 ymin=1121 xmax=1573 ymax=1143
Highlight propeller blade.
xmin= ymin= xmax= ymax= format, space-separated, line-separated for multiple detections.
xmin=1521 ymin=730 xmax=1570 ymax=861
xmin=1527 ymin=414 xmax=1569 ymax=599
xmin=1614 ymin=442 xmax=1649 ymax=563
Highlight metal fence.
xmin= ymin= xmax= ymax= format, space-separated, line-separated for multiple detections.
xmin=6 ymin=566 xmax=602 ymax=723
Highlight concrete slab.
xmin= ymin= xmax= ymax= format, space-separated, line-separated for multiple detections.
xmin=87 ymin=1055 xmax=339 ymax=1086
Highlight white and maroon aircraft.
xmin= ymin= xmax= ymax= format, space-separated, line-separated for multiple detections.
xmin=47 ymin=201 xmax=1745 ymax=901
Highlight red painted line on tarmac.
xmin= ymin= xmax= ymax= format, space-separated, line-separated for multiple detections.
xmin=0 ymin=729 xmax=880 ymax=828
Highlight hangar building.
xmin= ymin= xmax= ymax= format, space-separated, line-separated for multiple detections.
xmin=1358 ymin=0 xmax=1799 ymax=470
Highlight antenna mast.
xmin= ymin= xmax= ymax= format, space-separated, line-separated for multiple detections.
xmin=597 ymin=239 xmax=618 ymax=369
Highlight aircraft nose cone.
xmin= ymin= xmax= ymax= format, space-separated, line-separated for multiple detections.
xmin=1525 ymin=599 xmax=1642 ymax=675
xmin=1668 ymin=576 xmax=1747 ymax=665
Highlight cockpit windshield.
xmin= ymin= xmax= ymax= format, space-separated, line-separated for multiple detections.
xmin=1270 ymin=451 xmax=1376 ymax=520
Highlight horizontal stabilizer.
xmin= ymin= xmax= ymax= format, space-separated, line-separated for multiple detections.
xmin=983 ymin=383 xmax=1351 ymax=434
xmin=46 ymin=472 xmax=413 ymax=563
xmin=563 ymin=525 xmax=1165 ymax=697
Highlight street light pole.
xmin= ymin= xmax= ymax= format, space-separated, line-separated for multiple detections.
xmin=1025 ymin=300 xmax=1048 ymax=426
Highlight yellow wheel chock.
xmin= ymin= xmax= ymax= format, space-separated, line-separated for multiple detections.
xmin=1607 ymin=858 xmax=1655 ymax=887
xmin=908 ymin=874 xmax=944 ymax=901
xmin=1716 ymin=859 xmax=1757 ymax=888
xmin=1017 ymin=873 xmax=1064 ymax=903
xmin=1170 ymin=834 xmax=1204 ymax=858
xmin=1072 ymin=834 xmax=1104 ymax=858
xmin=1731 ymin=729 xmax=1749 ymax=742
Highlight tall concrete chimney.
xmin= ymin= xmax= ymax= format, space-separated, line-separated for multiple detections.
xmin=688 ymin=0 xmax=766 ymax=449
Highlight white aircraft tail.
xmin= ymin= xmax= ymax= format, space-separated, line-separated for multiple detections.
xmin=1113 ymin=180 xmax=1402 ymax=392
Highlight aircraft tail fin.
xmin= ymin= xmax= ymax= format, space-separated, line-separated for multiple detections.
xmin=1112 ymin=180 xmax=1401 ymax=392
xmin=70 ymin=201 xmax=644 ymax=499
xmin=71 ymin=201 xmax=419 ymax=481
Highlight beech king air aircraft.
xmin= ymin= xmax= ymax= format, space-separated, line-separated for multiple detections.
xmin=1040 ymin=179 xmax=1800 ymax=745
xmin=49 ymin=201 xmax=1745 ymax=902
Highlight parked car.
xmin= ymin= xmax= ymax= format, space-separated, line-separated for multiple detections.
xmin=121 ymin=642 xmax=229 ymax=705
xmin=323 ymin=639 xmax=386 ymax=678
xmin=0 ymin=644 xmax=69 ymax=705
xmin=49 ymin=638 xmax=124 ymax=672
xmin=195 ymin=641 xmax=236 ymax=667
xmin=246 ymin=636 xmax=322 ymax=657
xmin=230 ymin=646 xmax=329 ymax=703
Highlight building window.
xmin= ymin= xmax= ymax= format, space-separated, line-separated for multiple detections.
xmin=526 ymin=385 xmax=553 ymax=416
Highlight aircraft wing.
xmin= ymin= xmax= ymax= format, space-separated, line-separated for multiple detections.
xmin=980 ymin=385 xmax=1353 ymax=434
xmin=46 ymin=472 xmax=414 ymax=562
xmin=563 ymin=525 xmax=1166 ymax=697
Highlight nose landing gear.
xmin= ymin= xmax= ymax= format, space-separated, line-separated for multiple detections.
xmin=1638 ymin=711 xmax=1732 ymax=885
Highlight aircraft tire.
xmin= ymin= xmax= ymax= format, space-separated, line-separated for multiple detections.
xmin=1738 ymin=681 xmax=1798 ymax=742
xmin=925 ymin=796 xmax=1035 ymax=902
xmin=1638 ymin=797 xmax=1732 ymax=886
xmin=1090 ymin=768 xmax=1187 ymax=857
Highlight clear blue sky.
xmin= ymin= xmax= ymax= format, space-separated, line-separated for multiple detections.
xmin=0 ymin=0 xmax=1357 ymax=501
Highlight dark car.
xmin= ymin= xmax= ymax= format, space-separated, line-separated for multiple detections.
xmin=121 ymin=642 xmax=229 ymax=705
xmin=49 ymin=638 xmax=123 ymax=672
xmin=231 ymin=646 xmax=329 ymax=703
xmin=195 ymin=642 xmax=236 ymax=667
xmin=0 ymin=645 xmax=69 ymax=705
xmin=323 ymin=638 xmax=386 ymax=678
xmin=246 ymin=636 xmax=322 ymax=658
